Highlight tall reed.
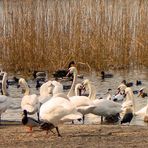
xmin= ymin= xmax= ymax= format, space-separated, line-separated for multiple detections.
xmin=0 ymin=0 xmax=148 ymax=74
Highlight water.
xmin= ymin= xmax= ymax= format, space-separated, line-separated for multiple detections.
xmin=2 ymin=69 xmax=148 ymax=126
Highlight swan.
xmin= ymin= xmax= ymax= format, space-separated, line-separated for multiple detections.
xmin=82 ymin=79 xmax=123 ymax=123
xmin=18 ymin=78 xmax=40 ymax=120
xmin=0 ymin=72 xmax=11 ymax=124
xmin=68 ymin=82 xmax=96 ymax=124
xmin=135 ymin=88 xmax=148 ymax=119
xmin=121 ymin=87 xmax=136 ymax=114
xmin=38 ymin=80 xmax=63 ymax=104
xmin=67 ymin=67 xmax=78 ymax=97
xmin=40 ymin=94 xmax=82 ymax=136
xmin=22 ymin=110 xmax=40 ymax=132
xmin=91 ymin=99 xmax=122 ymax=123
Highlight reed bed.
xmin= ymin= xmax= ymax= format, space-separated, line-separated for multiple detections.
xmin=0 ymin=0 xmax=148 ymax=74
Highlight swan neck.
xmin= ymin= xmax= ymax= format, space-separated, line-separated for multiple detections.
xmin=22 ymin=81 xmax=30 ymax=95
xmin=88 ymin=83 xmax=96 ymax=100
xmin=2 ymin=72 xmax=8 ymax=96
xmin=68 ymin=71 xmax=77 ymax=97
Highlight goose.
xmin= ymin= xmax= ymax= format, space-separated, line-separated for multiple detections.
xmin=40 ymin=94 xmax=82 ymax=136
xmin=22 ymin=110 xmax=40 ymax=132
xmin=82 ymin=79 xmax=122 ymax=123
xmin=0 ymin=72 xmax=11 ymax=124
xmin=18 ymin=78 xmax=40 ymax=121
xmin=121 ymin=107 xmax=133 ymax=125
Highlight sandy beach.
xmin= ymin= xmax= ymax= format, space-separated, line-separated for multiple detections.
xmin=1 ymin=122 xmax=148 ymax=148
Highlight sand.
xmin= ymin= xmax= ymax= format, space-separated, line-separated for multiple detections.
xmin=1 ymin=122 xmax=148 ymax=148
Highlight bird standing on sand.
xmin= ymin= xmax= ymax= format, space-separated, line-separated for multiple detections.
xmin=22 ymin=110 xmax=40 ymax=132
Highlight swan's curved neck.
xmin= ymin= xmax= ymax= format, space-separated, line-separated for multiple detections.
xmin=126 ymin=91 xmax=135 ymax=113
xmin=2 ymin=72 xmax=9 ymax=96
xmin=22 ymin=81 xmax=30 ymax=95
xmin=87 ymin=82 xmax=96 ymax=100
xmin=67 ymin=71 xmax=77 ymax=97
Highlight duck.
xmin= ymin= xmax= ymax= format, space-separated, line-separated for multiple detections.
xmin=22 ymin=110 xmax=40 ymax=132
xmin=18 ymin=78 xmax=40 ymax=121
xmin=136 ymin=80 xmax=142 ymax=86
xmin=121 ymin=80 xmax=133 ymax=87
xmin=40 ymin=93 xmax=82 ymax=136
xmin=121 ymin=107 xmax=133 ymax=125
xmin=33 ymin=71 xmax=48 ymax=79
xmin=0 ymin=72 xmax=11 ymax=124
xmin=101 ymin=71 xmax=113 ymax=80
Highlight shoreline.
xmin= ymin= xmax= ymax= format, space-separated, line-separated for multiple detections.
xmin=1 ymin=123 xmax=148 ymax=148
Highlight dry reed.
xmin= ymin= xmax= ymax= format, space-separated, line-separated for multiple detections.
xmin=0 ymin=0 xmax=148 ymax=74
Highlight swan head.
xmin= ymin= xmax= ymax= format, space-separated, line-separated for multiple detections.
xmin=40 ymin=122 xmax=55 ymax=131
xmin=66 ymin=66 xmax=77 ymax=77
xmin=138 ymin=87 xmax=147 ymax=98
xmin=118 ymin=84 xmax=127 ymax=92
xmin=75 ymin=83 xmax=84 ymax=96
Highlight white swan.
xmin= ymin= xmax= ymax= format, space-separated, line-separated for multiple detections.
xmin=92 ymin=99 xmax=122 ymax=123
xmin=40 ymin=94 xmax=82 ymax=136
xmin=67 ymin=67 xmax=78 ymax=97
xmin=19 ymin=78 xmax=40 ymax=120
xmin=69 ymin=82 xmax=95 ymax=124
xmin=0 ymin=72 xmax=11 ymax=123
xmin=38 ymin=80 xmax=63 ymax=104
xmin=82 ymin=79 xmax=123 ymax=123
xmin=121 ymin=87 xmax=136 ymax=114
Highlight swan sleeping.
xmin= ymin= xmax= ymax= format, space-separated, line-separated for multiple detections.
xmin=19 ymin=78 xmax=40 ymax=121
xmin=40 ymin=94 xmax=82 ymax=136
xmin=0 ymin=72 xmax=11 ymax=124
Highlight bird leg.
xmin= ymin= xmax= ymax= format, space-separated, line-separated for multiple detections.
xmin=101 ymin=116 xmax=103 ymax=124
xmin=37 ymin=112 xmax=40 ymax=122
xmin=82 ymin=115 xmax=85 ymax=124
xmin=27 ymin=126 xmax=32 ymax=132
xmin=55 ymin=127 xmax=62 ymax=137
